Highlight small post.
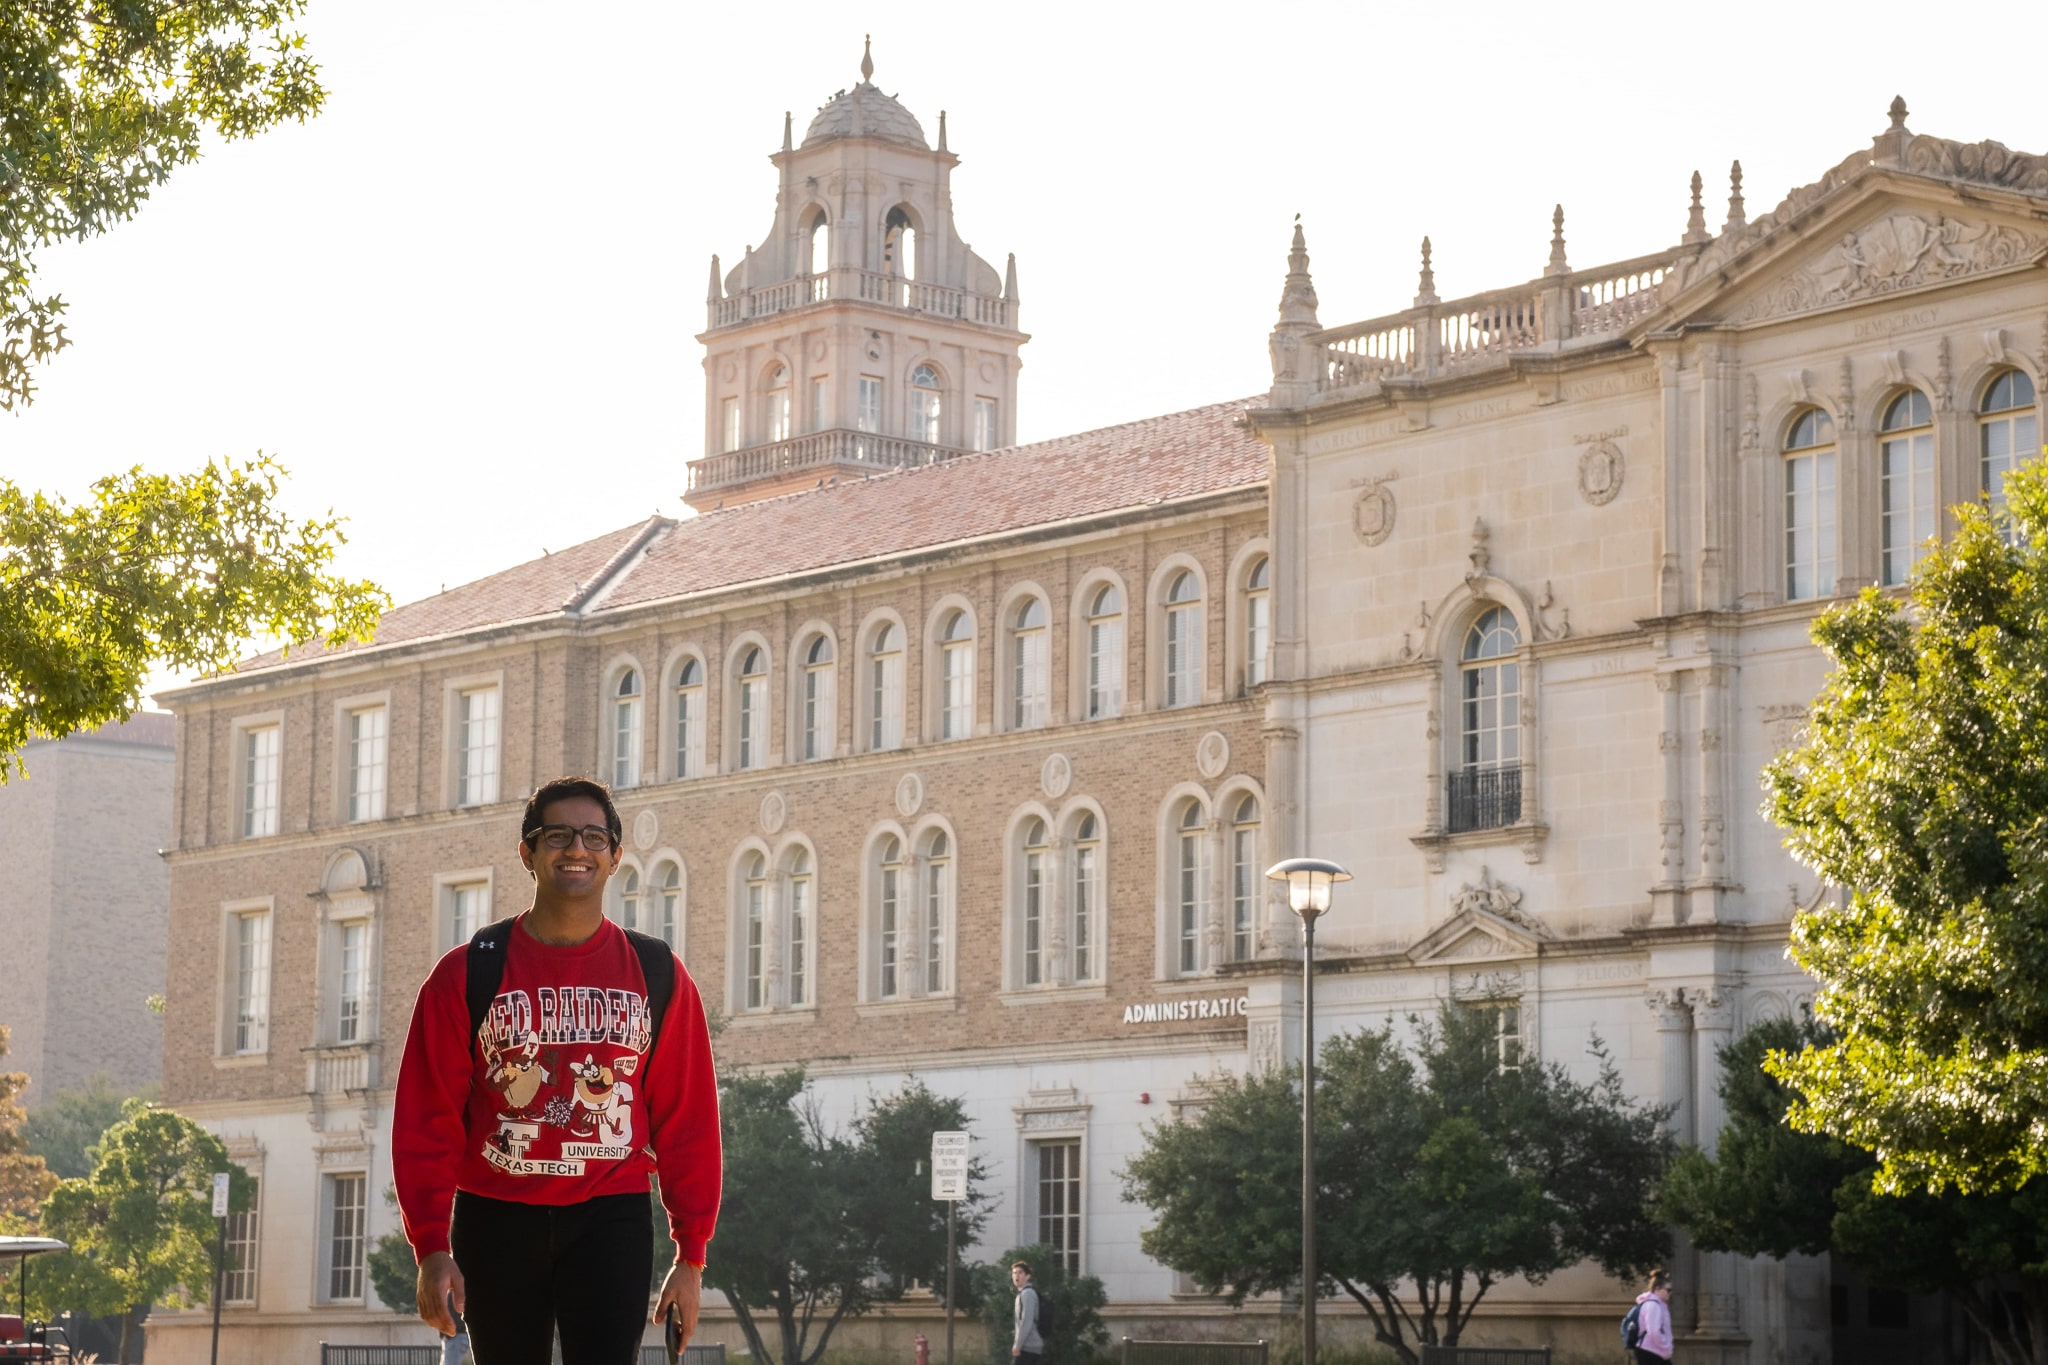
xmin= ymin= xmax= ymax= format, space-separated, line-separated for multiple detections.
xmin=209 ymin=1171 xmax=230 ymax=1365
xmin=944 ymin=1199 xmax=956 ymax=1365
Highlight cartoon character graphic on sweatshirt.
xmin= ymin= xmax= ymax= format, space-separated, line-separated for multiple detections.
xmin=484 ymin=1038 xmax=554 ymax=1119
xmin=567 ymin=1052 xmax=635 ymax=1144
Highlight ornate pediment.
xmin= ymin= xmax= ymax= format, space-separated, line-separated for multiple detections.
xmin=1408 ymin=868 xmax=1547 ymax=965
xmin=1730 ymin=211 xmax=2048 ymax=324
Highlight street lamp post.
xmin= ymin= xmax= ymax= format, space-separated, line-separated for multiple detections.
xmin=1265 ymin=857 xmax=1352 ymax=1365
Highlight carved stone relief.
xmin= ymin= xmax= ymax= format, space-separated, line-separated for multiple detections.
xmin=632 ymin=809 xmax=659 ymax=852
xmin=1736 ymin=213 xmax=2048 ymax=322
xmin=1451 ymin=866 xmax=1549 ymax=938
xmin=1352 ymin=479 xmax=1396 ymax=546
xmin=1578 ymin=439 xmax=1625 ymax=505
xmin=1249 ymin=1021 xmax=1283 ymax=1077
xmin=759 ymin=791 xmax=787 ymax=835
xmin=1195 ymin=731 xmax=1230 ymax=780
xmin=1040 ymin=753 xmax=1072 ymax=799
xmin=894 ymin=772 xmax=924 ymax=818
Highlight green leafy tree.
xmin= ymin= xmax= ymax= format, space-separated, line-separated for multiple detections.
xmin=971 ymin=1244 xmax=1109 ymax=1365
xmin=1764 ymin=456 xmax=2048 ymax=1193
xmin=0 ymin=456 xmax=388 ymax=777
xmin=706 ymin=1071 xmax=988 ymax=1365
xmin=23 ymin=1073 xmax=149 ymax=1180
xmin=0 ymin=1026 xmax=57 ymax=1222
xmin=1123 ymin=1006 xmax=1672 ymax=1365
xmin=0 ymin=1099 xmax=251 ymax=1364
xmin=1 ymin=0 xmax=326 ymax=409
xmin=367 ymin=1185 xmax=414 ymax=1314
xmin=1660 ymin=1017 xmax=2048 ymax=1365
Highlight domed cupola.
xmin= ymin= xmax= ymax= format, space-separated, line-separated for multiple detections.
xmin=803 ymin=39 xmax=928 ymax=150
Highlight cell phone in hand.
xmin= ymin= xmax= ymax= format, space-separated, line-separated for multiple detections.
xmin=665 ymin=1303 xmax=683 ymax=1365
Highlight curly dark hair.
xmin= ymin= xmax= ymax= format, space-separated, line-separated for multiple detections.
xmin=520 ymin=776 xmax=621 ymax=848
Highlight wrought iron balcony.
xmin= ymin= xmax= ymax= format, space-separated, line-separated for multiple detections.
xmin=1447 ymin=766 xmax=1522 ymax=834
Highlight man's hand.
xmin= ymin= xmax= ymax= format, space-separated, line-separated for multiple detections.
xmin=653 ymin=1262 xmax=703 ymax=1340
xmin=416 ymin=1251 xmax=465 ymax=1336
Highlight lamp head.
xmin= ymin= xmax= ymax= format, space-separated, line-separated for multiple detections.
xmin=1264 ymin=856 xmax=1353 ymax=922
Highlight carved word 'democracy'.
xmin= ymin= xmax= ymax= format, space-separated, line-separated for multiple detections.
xmin=1121 ymin=996 xmax=1249 ymax=1025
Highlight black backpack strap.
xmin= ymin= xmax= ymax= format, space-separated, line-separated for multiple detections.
xmin=465 ymin=916 xmax=521 ymax=1050
xmin=624 ymin=928 xmax=677 ymax=1059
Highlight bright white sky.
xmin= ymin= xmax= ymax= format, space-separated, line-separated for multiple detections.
xmin=2 ymin=1 xmax=2040 ymax=698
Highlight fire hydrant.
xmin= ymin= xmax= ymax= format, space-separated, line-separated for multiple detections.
xmin=914 ymin=1333 xmax=930 ymax=1365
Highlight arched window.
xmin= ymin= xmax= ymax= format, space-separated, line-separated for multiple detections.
xmin=1981 ymin=369 xmax=2038 ymax=523
xmin=1175 ymin=802 xmax=1206 ymax=974
xmin=786 ymin=848 xmax=812 ymax=1008
xmin=922 ymin=830 xmax=952 ymax=994
xmin=736 ymin=647 xmax=768 ymax=771
xmin=1244 ymin=556 xmax=1271 ymax=690
xmin=939 ymin=610 xmax=975 ymax=740
xmin=876 ymin=835 xmax=904 ymax=999
xmin=1011 ymin=598 xmax=1050 ymax=731
xmin=611 ymin=669 xmax=642 ymax=789
xmin=801 ymin=635 xmax=834 ymax=761
xmin=651 ymin=861 xmax=681 ymax=949
xmin=885 ymin=206 xmax=917 ymax=281
xmin=869 ymin=623 xmax=905 ymax=751
xmin=742 ymin=852 xmax=768 ymax=1010
xmin=1783 ymin=408 xmax=1838 ymax=600
xmin=1880 ymin=390 xmax=1935 ymax=586
xmin=1071 ymin=812 xmax=1100 ymax=983
xmin=612 ymin=865 xmax=642 ymax=932
xmin=1084 ymin=583 xmax=1123 ymax=720
xmin=1229 ymin=794 xmax=1261 ymax=961
xmin=911 ymin=363 xmax=942 ymax=445
xmin=1020 ymin=817 xmax=1049 ymax=986
xmin=804 ymin=209 xmax=827 ymax=278
xmin=1164 ymin=571 xmax=1203 ymax=708
xmin=766 ymin=364 xmax=791 ymax=444
xmin=1453 ymin=608 xmax=1522 ymax=832
xmin=674 ymin=658 xmax=704 ymax=779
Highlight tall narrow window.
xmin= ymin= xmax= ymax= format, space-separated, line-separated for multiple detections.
xmin=857 ymin=377 xmax=882 ymax=434
xmin=336 ymin=921 xmax=366 ymax=1045
xmin=766 ymin=364 xmax=791 ymax=443
xmin=613 ymin=866 xmax=642 ymax=932
xmin=924 ymin=831 xmax=950 ymax=994
xmin=869 ymin=623 xmax=905 ymax=751
xmin=743 ymin=853 xmax=767 ymax=1010
xmin=241 ymin=725 xmax=280 ymax=838
xmin=911 ymin=364 xmax=942 ymax=445
xmin=233 ymin=909 xmax=271 ymax=1054
xmin=1981 ymin=369 xmax=2038 ymax=525
xmin=1244 ymin=557 xmax=1271 ymax=689
xmin=1784 ymin=408 xmax=1838 ymax=601
xmin=346 ymin=707 xmax=386 ymax=823
xmin=737 ymin=648 xmax=767 ymax=771
xmin=885 ymin=207 xmax=917 ymax=281
xmin=802 ymin=636 xmax=834 ymax=761
xmin=722 ymin=396 xmax=741 ymax=453
xmin=1011 ymin=598 xmax=1050 ymax=730
xmin=325 ymin=1173 xmax=366 ymax=1302
xmin=1176 ymin=803 xmax=1205 ymax=974
xmin=804 ymin=210 xmax=827 ymax=278
xmin=1071 ymin=813 xmax=1099 ymax=983
xmin=1164 ymin=571 xmax=1203 ymax=707
xmin=1880 ymin=390 xmax=1936 ymax=586
xmin=878 ymin=836 xmax=903 ymax=999
xmin=1452 ymin=608 xmax=1523 ymax=833
xmin=787 ymin=849 xmax=811 ymax=1007
xmin=653 ymin=862 xmax=681 ymax=949
xmin=1230 ymin=795 xmax=1261 ymax=962
xmin=612 ymin=669 xmax=643 ymax=789
xmin=675 ymin=658 xmax=704 ymax=778
xmin=940 ymin=610 xmax=975 ymax=740
xmin=1021 ymin=818 xmax=1048 ymax=986
xmin=810 ymin=377 xmax=829 ymax=432
xmin=222 ymin=1176 xmax=260 ymax=1305
xmin=445 ymin=881 xmax=488 ymax=951
xmin=1035 ymin=1140 xmax=1082 ymax=1276
xmin=457 ymin=687 xmax=500 ymax=807
xmin=1493 ymin=1004 xmax=1523 ymax=1073
xmin=973 ymin=397 xmax=998 ymax=452
xmin=1085 ymin=584 xmax=1124 ymax=720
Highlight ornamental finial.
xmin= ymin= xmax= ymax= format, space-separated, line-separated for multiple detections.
xmin=1682 ymin=170 xmax=1709 ymax=245
xmin=1415 ymin=236 xmax=1439 ymax=306
xmin=1545 ymin=204 xmax=1569 ymax=276
xmin=861 ymin=35 xmax=874 ymax=82
xmin=1724 ymin=160 xmax=1747 ymax=233
xmin=1888 ymin=95 xmax=1909 ymax=131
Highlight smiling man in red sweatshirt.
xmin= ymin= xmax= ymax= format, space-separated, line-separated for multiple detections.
xmin=394 ymin=776 xmax=721 ymax=1364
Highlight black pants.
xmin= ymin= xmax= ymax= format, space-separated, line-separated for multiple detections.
xmin=1632 ymin=1350 xmax=1672 ymax=1365
xmin=450 ymin=1189 xmax=654 ymax=1365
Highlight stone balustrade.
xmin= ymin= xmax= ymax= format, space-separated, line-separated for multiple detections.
xmin=709 ymin=268 xmax=1010 ymax=331
xmin=304 ymin=1042 xmax=377 ymax=1096
xmin=688 ymin=427 xmax=961 ymax=496
xmin=1314 ymin=247 xmax=1685 ymax=396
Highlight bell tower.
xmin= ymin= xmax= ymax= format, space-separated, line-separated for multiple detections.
xmin=687 ymin=40 xmax=1029 ymax=510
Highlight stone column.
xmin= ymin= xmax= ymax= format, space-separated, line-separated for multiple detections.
xmin=1692 ymin=990 xmax=1744 ymax=1342
xmin=1648 ymin=989 xmax=1697 ymax=1329
xmin=1652 ymin=672 xmax=1686 ymax=924
xmin=1262 ymin=720 xmax=1303 ymax=955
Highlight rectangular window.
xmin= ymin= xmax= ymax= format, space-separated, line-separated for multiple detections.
xmin=336 ymin=921 xmax=366 ymax=1044
xmin=925 ymin=860 xmax=947 ymax=993
xmin=1034 ymin=1140 xmax=1082 ymax=1276
xmin=1071 ymin=844 xmax=1095 ymax=982
xmin=1014 ymin=629 xmax=1049 ymax=730
xmin=444 ymin=881 xmax=489 ymax=950
xmin=1784 ymin=451 xmax=1838 ymax=600
xmin=857 ymin=377 xmax=882 ymax=434
xmin=810 ymin=377 xmax=829 ymax=433
xmin=324 ymin=1173 xmax=366 ymax=1302
xmin=972 ymin=397 xmax=997 ymax=453
xmin=457 ymin=687 xmax=500 ymax=807
xmin=241 ymin=725 xmax=280 ymax=838
xmin=222 ymin=1175 xmax=259 ymax=1305
xmin=745 ymin=882 xmax=765 ymax=1009
xmin=232 ymin=910 xmax=271 ymax=1054
xmin=879 ymin=863 xmax=900 ymax=998
xmin=1493 ymin=1004 xmax=1522 ymax=1073
xmin=871 ymin=648 xmax=904 ymax=750
xmin=1881 ymin=429 xmax=1936 ymax=587
xmin=738 ymin=675 xmax=766 ymax=770
xmin=1177 ymin=831 xmax=1203 ymax=974
xmin=675 ymin=672 xmax=704 ymax=779
xmin=1023 ymin=850 xmax=1044 ymax=986
xmin=345 ymin=707 xmax=386 ymax=823
xmin=767 ymin=388 xmax=791 ymax=443
xmin=721 ymin=396 xmax=741 ymax=453
xmin=1231 ymin=826 xmax=1257 ymax=961
xmin=911 ymin=386 xmax=942 ymax=445
xmin=1088 ymin=617 xmax=1123 ymax=719
xmin=788 ymin=875 xmax=809 ymax=1007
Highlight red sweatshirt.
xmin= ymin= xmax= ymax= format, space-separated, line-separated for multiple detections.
xmin=393 ymin=913 xmax=721 ymax=1266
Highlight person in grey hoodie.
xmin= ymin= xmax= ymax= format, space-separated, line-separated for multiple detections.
xmin=1011 ymin=1261 xmax=1044 ymax=1365
xmin=1632 ymin=1268 xmax=1674 ymax=1365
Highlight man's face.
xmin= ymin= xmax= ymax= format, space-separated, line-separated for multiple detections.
xmin=1010 ymin=1266 xmax=1028 ymax=1290
xmin=521 ymin=794 xmax=620 ymax=895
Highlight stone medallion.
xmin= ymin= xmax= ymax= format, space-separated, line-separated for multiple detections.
xmin=1578 ymin=439 xmax=1625 ymax=506
xmin=895 ymin=771 xmax=925 ymax=817
xmin=1041 ymin=753 xmax=1072 ymax=799
xmin=1195 ymin=731 xmax=1230 ymax=780
xmin=631 ymin=809 xmax=659 ymax=852
xmin=1353 ymin=481 xmax=1396 ymax=545
xmin=759 ymin=791 xmax=787 ymax=835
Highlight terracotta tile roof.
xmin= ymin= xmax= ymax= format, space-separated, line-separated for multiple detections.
xmin=602 ymin=396 xmax=1267 ymax=611
xmin=224 ymin=396 xmax=1264 ymax=678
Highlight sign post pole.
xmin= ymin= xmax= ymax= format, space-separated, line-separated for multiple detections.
xmin=209 ymin=1172 xmax=230 ymax=1365
xmin=930 ymin=1132 xmax=970 ymax=1365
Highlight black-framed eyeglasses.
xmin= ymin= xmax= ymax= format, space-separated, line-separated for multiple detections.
xmin=524 ymin=824 xmax=617 ymax=852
